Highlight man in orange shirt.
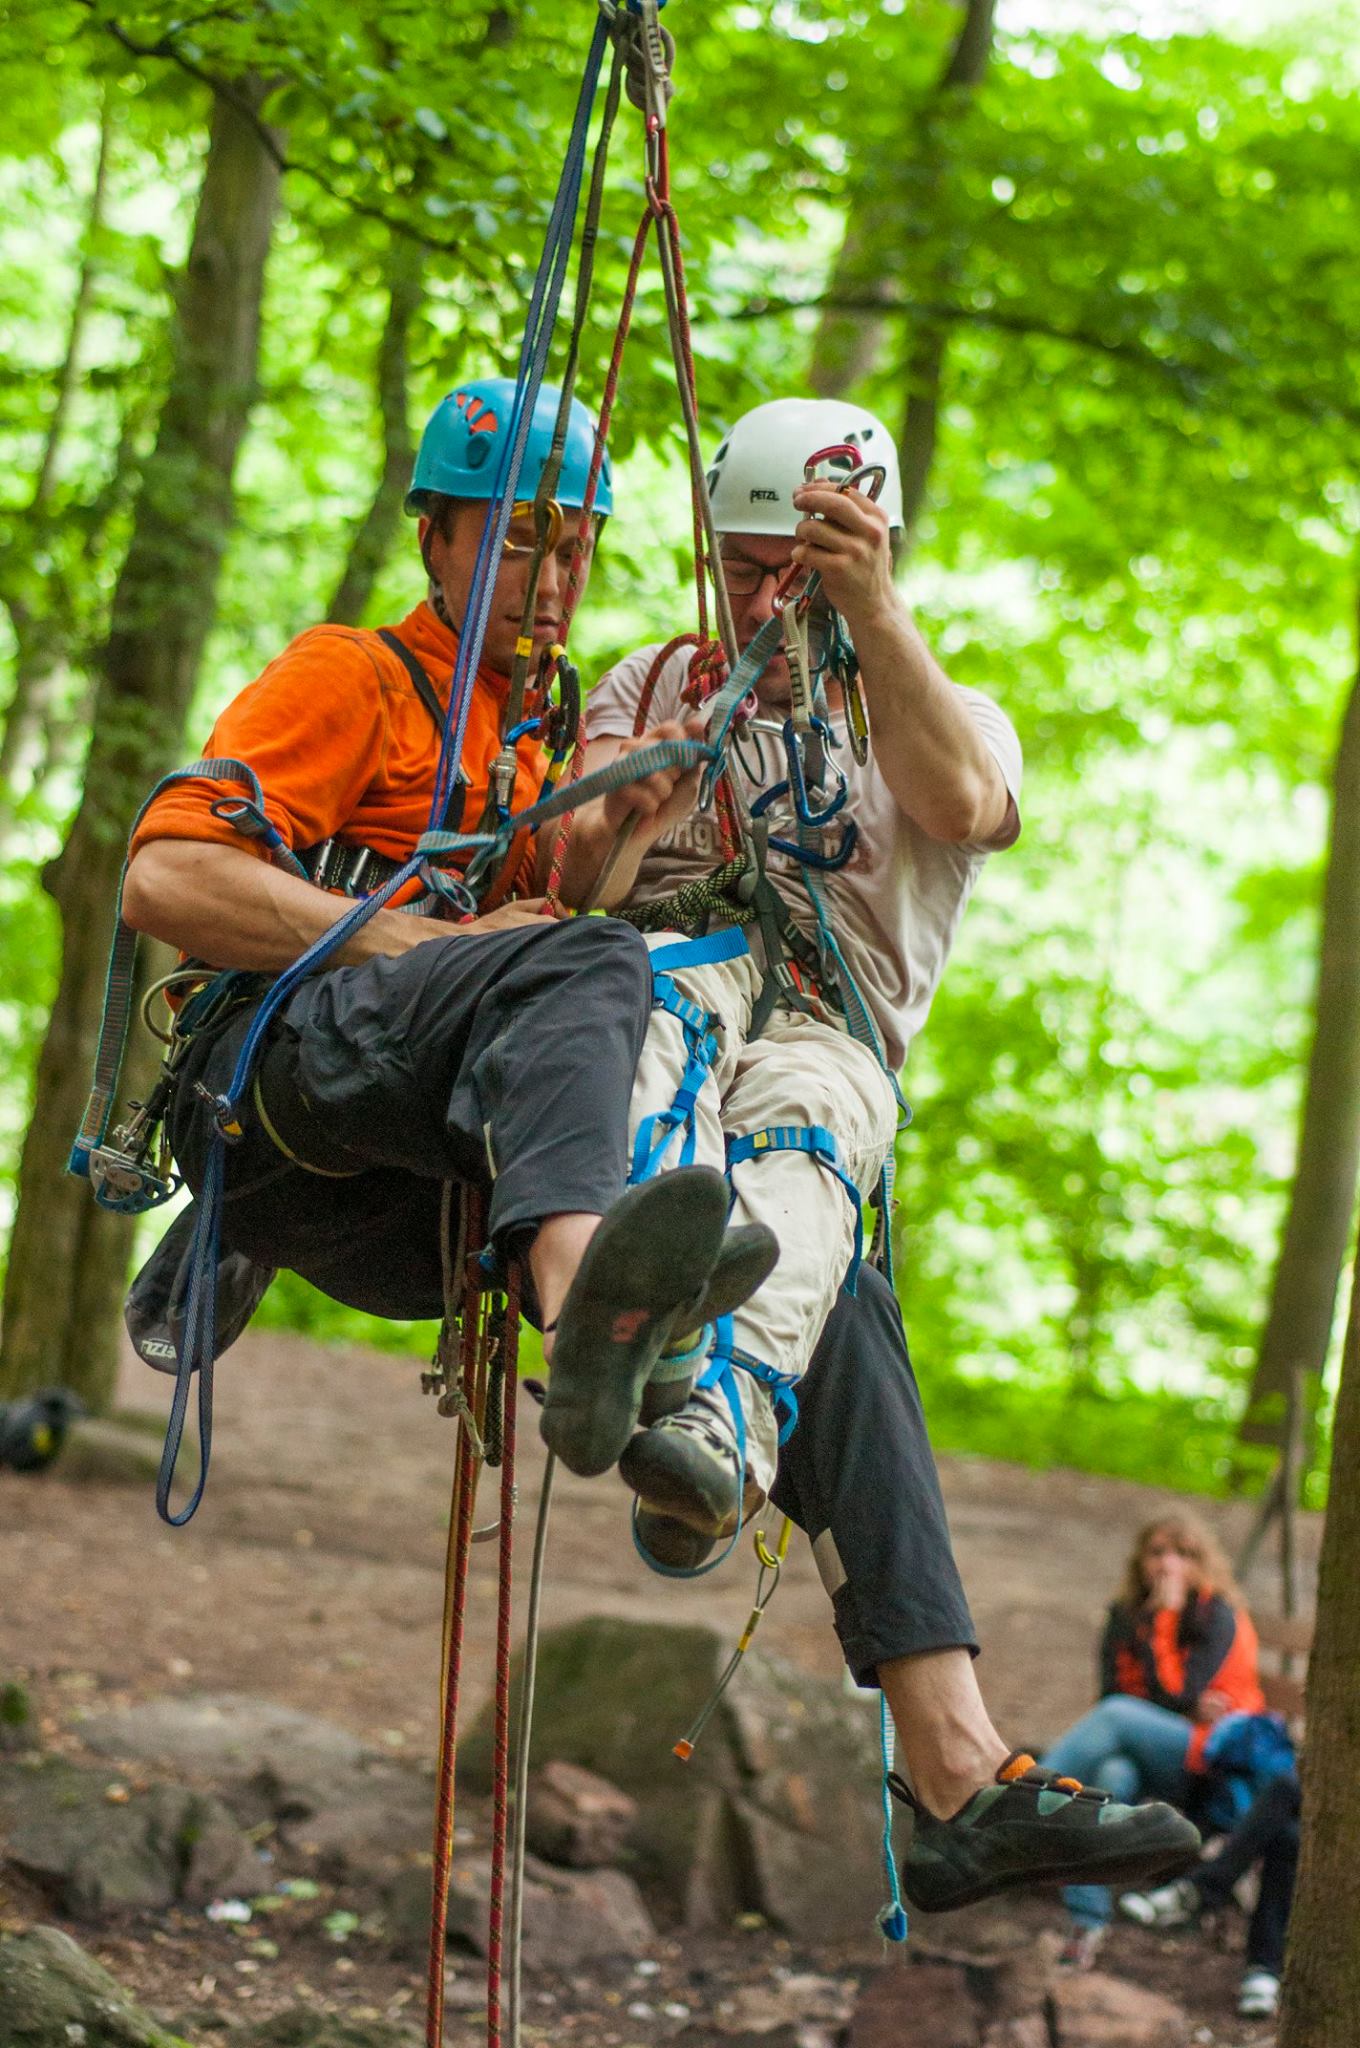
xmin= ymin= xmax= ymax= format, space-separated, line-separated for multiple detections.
xmin=124 ymin=378 xmax=776 ymax=1476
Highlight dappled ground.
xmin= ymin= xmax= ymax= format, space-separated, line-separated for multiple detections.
xmin=0 ymin=1327 xmax=1318 ymax=2043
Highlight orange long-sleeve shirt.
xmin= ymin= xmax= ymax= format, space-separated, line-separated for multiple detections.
xmin=130 ymin=603 xmax=546 ymax=878
xmin=1100 ymin=1594 xmax=1265 ymax=1771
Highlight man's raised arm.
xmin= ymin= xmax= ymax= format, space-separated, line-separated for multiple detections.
xmin=790 ymin=480 xmax=1012 ymax=845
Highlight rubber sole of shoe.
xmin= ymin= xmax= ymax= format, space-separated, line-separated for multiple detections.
xmin=901 ymin=1816 xmax=1201 ymax=1915
xmin=633 ymin=1505 xmax=720 ymax=1573
xmin=617 ymin=1429 xmax=741 ymax=1533
xmin=539 ymin=1168 xmax=729 ymax=1479
xmin=618 ymin=1429 xmax=767 ymax=1538
xmin=640 ymin=1222 xmax=780 ymax=1425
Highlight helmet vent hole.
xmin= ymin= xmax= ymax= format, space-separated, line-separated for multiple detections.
xmin=466 ymin=436 xmax=492 ymax=470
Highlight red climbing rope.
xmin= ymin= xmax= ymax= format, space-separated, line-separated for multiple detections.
xmin=427 ymin=1395 xmax=479 ymax=2044
xmin=425 ymin=1188 xmax=525 ymax=2048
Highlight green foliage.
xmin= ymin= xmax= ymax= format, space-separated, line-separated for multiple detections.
xmin=1 ymin=0 xmax=1358 ymax=1493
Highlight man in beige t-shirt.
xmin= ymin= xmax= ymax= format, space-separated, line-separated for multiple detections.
xmin=559 ymin=400 xmax=1021 ymax=1535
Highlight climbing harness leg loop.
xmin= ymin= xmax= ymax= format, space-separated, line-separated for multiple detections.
xmin=727 ymin=1123 xmax=865 ymax=1295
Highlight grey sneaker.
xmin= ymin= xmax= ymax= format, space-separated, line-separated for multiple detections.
xmin=620 ymin=1380 xmax=767 ymax=1560
xmin=1118 ymin=1875 xmax=1200 ymax=1928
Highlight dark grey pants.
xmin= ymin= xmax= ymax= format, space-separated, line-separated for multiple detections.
xmin=773 ymin=1264 xmax=977 ymax=1686
xmin=170 ymin=917 xmax=653 ymax=1318
xmin=1195 ymin=1771 xmax=1300 ymax=1976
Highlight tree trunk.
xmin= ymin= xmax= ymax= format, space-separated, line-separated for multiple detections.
xmin=1277 ymin=1234 xmax=1360 ymax=2045
xmin=0 ymin=81 xmax=283 ymax=1411
xmin=809 ymin=0 xmax=995 ymax=423
xmin=808 ymin=202 xmax=897 ymax=400
xmin=896 ymin=0 xmax=995 ymax=547
xmin=0 ymin=95 xmax=114 ymax=804
xmin=326 ymin=240 xmax=422 ymax=626
xmin=1241 ymin=600 xmax=1360 ymax=1446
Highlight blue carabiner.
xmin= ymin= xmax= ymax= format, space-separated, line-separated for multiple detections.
xmin=748 ymin=781 xmax=859 ymax=873
xmin=783 ymin=717 xmax=848 ymax=829
xmin=767 ymin=818 xmax=859 ymax=873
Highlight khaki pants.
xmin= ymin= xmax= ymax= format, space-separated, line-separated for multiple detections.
xmin=628 ymin=931 xmax=899 ymax=1493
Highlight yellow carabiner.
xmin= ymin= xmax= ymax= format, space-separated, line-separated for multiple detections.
xmin=753 ymin=1512 xmax=792 ymax=1573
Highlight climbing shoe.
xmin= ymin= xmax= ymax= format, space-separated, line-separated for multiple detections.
xmin=892 ymin=1751 xmax=1202 ymax=1914
xmin=640 ymin=1222 xmax=779 ymax=1425
xmin=620 ymin=1378 xmax=767 ymax=1559
xmin=539 ymin=1168 xmax=730 ymax=1479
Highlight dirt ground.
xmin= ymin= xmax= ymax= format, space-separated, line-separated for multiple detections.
xmin=0 ymin=1328 xmax=1318 ymax=2044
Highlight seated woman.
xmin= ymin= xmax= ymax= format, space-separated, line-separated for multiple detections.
xmin=1044 ymin=1509 xmax=1264 ymax=1968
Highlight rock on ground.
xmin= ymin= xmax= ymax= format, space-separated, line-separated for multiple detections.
xmin=847 ymin=1944 xmax=1194 ymax=2048
xmin=0 ymin=1924 xmax=190 ymax=2048
xmin=0 ymin=1757 xmax=262 ymax=1919
xmin=460 ymin=1616 xmax=885 ymax=1940
xmin=1049 ymin=1969 xmax=1193 ymax=2047
xmin=847 ymin=1961 xmax=977 ymax=2047
xmin=75 ymin=1693 xmax=431 ymax=1877
xmin=675 ymin=2031 xmax=839 ymax=2048
xmin=385 ymin=1852 xmax=655 ymax=1969
xmin=525 ymin=1758 xmax=637 ymax=1869
xmin=77 ymin=1693 xmax=370 ymax=1784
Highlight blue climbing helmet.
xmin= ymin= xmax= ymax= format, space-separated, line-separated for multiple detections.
xmin=406 ymin=376 xmax=613 ymax=517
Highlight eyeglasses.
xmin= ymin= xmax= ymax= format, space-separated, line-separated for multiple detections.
xmin=720 ymin=554 xmax=794 ymax=598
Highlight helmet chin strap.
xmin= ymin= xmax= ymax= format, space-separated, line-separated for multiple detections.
xmin=429 ymin=577 xmax=475 ymax=649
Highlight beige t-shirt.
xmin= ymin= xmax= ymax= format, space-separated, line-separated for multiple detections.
xmin=585 ymin=643 xmax=1023 ymax=1072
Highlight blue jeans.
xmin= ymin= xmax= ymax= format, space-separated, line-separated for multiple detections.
xmin=1043 ymin=1694 xmax=1193 ymax=1927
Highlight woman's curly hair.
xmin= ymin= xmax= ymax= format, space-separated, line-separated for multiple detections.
xmin=1118 ymin=1507 xmax=1244 ymax=1612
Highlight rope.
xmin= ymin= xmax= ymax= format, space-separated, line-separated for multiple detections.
xmin=507 ymin=1448 xmax=555 ymax=2047
xmin=427 ymin=1383 xmax=480 ymax=2045
xmin=485 ymin=1276 xmax=519 ymax=2046
xmin=501 ymin=44 xmax=626 ymax=743
xmin=877 ymin=1696 xmax=909 ymax=1945
xmin=543 ymin=0 xmax=739 ymax=909
xmin=612 ymin=853 xmax=753 ymax=936
xmin=542 ymin=187 xmax=666 ymax=907
xmin=426 ymin=7 xmax=611 ymax=836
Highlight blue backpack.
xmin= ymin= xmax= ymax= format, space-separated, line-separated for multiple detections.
xmin=1200 ymin=1712 xmax=1297 ymax=1829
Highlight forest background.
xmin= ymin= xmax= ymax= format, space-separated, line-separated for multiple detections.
xmin=1 ymin=0 xmax=1358 ymax=1506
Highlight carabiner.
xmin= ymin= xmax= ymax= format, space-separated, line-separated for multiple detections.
xmin=783 ymin=716 xmax=848 ymax=829
xmin=803 ymin=444 xmax=887 ymax=508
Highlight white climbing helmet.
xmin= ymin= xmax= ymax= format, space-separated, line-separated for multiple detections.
xmin=705 ymin=397 xmax=903 ymax=537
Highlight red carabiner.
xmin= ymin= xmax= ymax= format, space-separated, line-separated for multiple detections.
xmin=772 ymin=445 xmax=887 ymax=613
